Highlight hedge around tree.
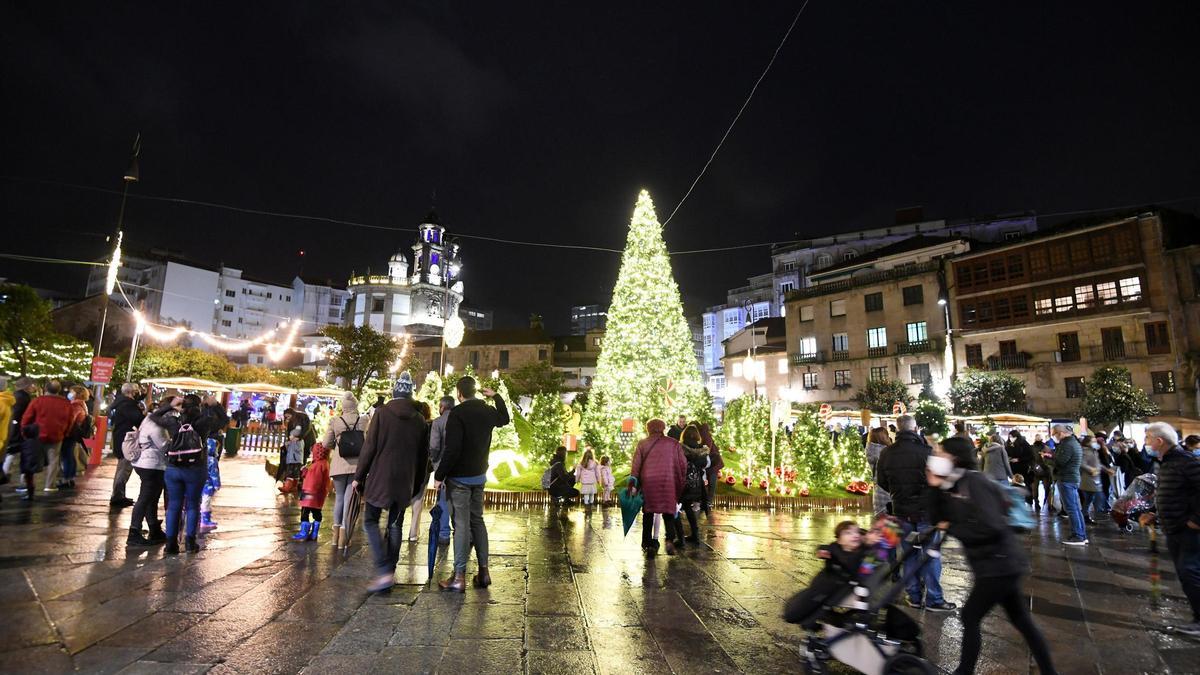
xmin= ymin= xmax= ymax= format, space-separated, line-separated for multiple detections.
xmin=948 ymin=368 xmax=1026 ymax=415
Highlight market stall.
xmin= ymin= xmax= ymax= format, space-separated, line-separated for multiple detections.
xmin=141 ymin=377 xmax=231 ymax=401
xmin=296 ymin=386 xmax=349 ymax=442
xmin=226 ymin=382 xmax=297 ymax=455
xmin=956 ymin=413 xmax=1051 ymax=440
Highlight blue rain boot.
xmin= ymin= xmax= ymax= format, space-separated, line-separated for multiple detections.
xmin=308 ymin=520 xmax=321 ymax=541
xmin=292 ymin=522 xmax=311 ymax=541
xmin=199 ymin=511 xmax=218 ymax=531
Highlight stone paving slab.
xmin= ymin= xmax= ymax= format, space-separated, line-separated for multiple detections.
xmin=2 ymin=455 xmax=1199 ymax=673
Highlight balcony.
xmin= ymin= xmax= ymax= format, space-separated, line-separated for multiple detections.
xmin=895 ymin=340 xmax=933 ymax=355
xmin=787 ymin=260 xmax=940 ymax=300
xmin=867 ymin=346 xmax=888 ymax=358
xmin=791 ymin=351 xmax=825 ymax=365
xmin=986 ymin=353 xmax=1030 ymax=370
xmin=1051 ymin=342 xmax=1148 ymax=363
xmin=831 ymin=350 xmax=849 ymax=361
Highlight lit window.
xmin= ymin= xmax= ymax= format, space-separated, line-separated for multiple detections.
xmin=906 ymin=322 xmax=928 ymax=343
xmin=834 ymin=370 xmax=851 ymax=387
xmin=1074 ymin=284 xmax=1095 ymax=310
xmin=751 ymin=302 xmax=770 ymax=322
xmin=802 ymin=372 xmax=819 ymax=389
xmin=832 ymin=332 xmax=848 ymax=352
xmin=1097 ymin=281 xmax=1118 ymax=305
xmin=1054 ymin=291 xmax=1073 ymax=313
xmin=867 ymin=327 xmax=887 ymax=349
xmin=780 ymin=281 xmax=795 ymax=295
xmin=783 ymin=261 xmax=796 ymax=271
xmin=777 ymin=358 xmax=788 ymax=375
xmin=1119 ymin=277 xmax=1142 ymax=301
xmin=799 ymin=337 xmax=817 ymax=357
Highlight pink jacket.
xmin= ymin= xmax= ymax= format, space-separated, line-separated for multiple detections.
xmin=576 ymin=459 xmax=600 ymax=486
xmin=630 ymin=420 xmax=686 ymax=514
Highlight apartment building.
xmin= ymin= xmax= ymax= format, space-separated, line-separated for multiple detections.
xmin=949 ymin=211 xmax=1197 ymax=418
xmin=782 ymin=237 xmax=969 ymax=407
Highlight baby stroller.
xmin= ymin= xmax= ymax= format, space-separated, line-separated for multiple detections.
xmin=1112 ymin=473 xmax=1156 ymax=532
xmin=796 ymin=529 xmax=944 ymax=675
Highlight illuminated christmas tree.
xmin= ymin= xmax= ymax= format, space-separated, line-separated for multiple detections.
xmin=415 ymin=371 xmax=444 ymax=410
xmin=582 ymin=190 xmax=710 ymax=461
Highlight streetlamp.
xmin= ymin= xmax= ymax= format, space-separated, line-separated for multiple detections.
xmin=437 ymin=239 xmax=463 ymax=373
xmin=741 ymin=300 xmax=760 ymax=395
xmin=96 ymin=134 xmax=140 ymax=360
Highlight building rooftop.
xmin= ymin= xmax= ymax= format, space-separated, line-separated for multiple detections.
xmin=810 ymin=235 xmax=963 ymax=277
xmin=411 ymin=327 xmax=553 ymax=348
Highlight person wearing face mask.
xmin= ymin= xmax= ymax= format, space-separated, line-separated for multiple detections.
xmin=1184 ymin=434 xmax=1200 ymax=458
xmin=1049 ymin=424 xmax=1087 ymax=546
xmin=1078 ymin=435 xmax=1102 ymax=526
xmin=1138 ymin=423 xmax=1200 ymax=636
xmin=927 ymin=437 xmax=1058 ymax=674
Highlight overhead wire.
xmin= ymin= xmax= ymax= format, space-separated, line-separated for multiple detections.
xmin=661 ymin=0 xmax=813 ymax=227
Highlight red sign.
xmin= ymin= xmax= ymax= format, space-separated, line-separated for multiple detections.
xmin=620 ymin=418 xmax=636 ymax=433
xmin=90 ymin=357 xmax=116 ymax=384
xmin=818 ymin=403 xmax=832 ymax=419
xmin=892 ymin=400 xmax=907 ymax=415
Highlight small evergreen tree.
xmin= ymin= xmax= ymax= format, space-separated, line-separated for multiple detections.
xmin=415 ymin=371 xmax=444 ymax=410
xmin=833 ymin=429 xmax=870 ymax=484
xmin=528 ymin=393 xmax=567 ymax=463
xmin=716 ymin=394 xmax=772 ymax=469
xmin=1080 ymin=365 xmax=1158 ymax=431
xmin=948 ymin=368 xmax=1026 ymax=415
xmin=788 ymin=405 xmax=835 ymax=489
xmin=852 ymin=376 xmax=912 ymax=414
xmin=913 ymin=398 xmax=950 ymax=439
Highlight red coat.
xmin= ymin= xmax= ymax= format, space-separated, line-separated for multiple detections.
xmin=299 ymin=443 xmax=331 ymax=510
xmin=630 ymin=431 xmax=686 ymax=514
xmin=21 ymin=395 xmax=73 ymax=443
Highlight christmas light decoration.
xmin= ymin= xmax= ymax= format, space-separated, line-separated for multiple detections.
xmin=444 ymin=315 xmax=465 ymax=349
xmin=582 ymin=190 xmax=710 ymax=460
xmin=105 ymin=231 xmax=123 ymax=295
xmin=134 ymin=310 xmax=303 ymax=361
xmin=0 ymin=339 xmax=92 ymax=381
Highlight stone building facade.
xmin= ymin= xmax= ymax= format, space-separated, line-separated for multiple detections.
xmin=407 ymin=328 xmax=553 ymax=378
xmin=948 ymin=211 xmax=1195 ymax=418
xmin=781 ymin=237 xmax=969 ymax=408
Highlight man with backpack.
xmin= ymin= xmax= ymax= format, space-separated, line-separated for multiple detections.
xmin=109 ymin=383 xmax=145 ymax=507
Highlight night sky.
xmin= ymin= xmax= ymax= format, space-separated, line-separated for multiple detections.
xmin=3 ymin=2 xmax=1198 ymax=333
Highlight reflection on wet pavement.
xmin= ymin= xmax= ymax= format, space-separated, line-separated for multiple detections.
xmin=1 ymin=456 xmax=1197 ymax=673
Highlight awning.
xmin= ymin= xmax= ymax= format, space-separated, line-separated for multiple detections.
xmin=141 ymin=377 xmax=230 ymax=392
xmin=297 ymin=387 xmax=348 ymax=399
xmin=227 ymin=381 xmax=296 ymax=395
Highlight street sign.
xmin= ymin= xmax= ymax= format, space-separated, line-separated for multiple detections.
xmin=91 ymin=357 xmax=116 ymax=384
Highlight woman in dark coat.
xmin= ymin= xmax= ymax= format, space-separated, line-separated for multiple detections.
xmin=629 ymin=419 xmax=686 ymax=555
xmin=928 ymin=437 xmax=1058 ymax=675
xmin=698 ymin=422 xmax=723 ymax=516
xmin=546 ymin=446 xmax=579 ymax=503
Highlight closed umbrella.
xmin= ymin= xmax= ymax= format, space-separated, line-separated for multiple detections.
xmin=341 ymin=489 xmax=363 ymax=555
xmin=427 ymin=486 xmax=445 ymax=582
xmin=618 ymin=486 xmax=644 ymax=537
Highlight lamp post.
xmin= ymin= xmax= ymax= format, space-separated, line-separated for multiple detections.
xmin=740 ymin=300 xmax=760 ymax=396
xmin=437 ymin=238 xmax=463 ymax=373
xmin=96 ymin=134 xmax=140 ymax=360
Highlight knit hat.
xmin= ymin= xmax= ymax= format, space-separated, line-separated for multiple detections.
xmin=341 ymin=391 xmax=358 ymax=412
xmin=393 ymin=372 xmax=414 ymax=399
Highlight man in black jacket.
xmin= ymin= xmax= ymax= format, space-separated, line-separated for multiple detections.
xmin=876 ymin=414 xmax=955 ymax=612
xmin=434 ymin=376 xmax=509 ymax=592
xmin=1140 ymin=423 xmax=1200 ymax=636
xmin=108 ymin=383 xmax=145 ymax=506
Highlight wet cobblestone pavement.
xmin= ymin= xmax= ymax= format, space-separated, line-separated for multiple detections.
xmin=1 ymin=456 xmax=1197 ymax=674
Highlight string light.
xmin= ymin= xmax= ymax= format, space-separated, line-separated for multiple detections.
xmin=388 ymin=335 xmax=412 ymax=374
xmin=133 ymin=309 xmax=305 ymax=361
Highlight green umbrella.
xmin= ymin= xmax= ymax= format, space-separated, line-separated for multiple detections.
xmin=618 ymin=487 xmax=643 ymax=537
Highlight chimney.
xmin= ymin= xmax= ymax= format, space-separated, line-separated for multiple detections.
xmin=895 ymin=206 xmax=924 ymax=226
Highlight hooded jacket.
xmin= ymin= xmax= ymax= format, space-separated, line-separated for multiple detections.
xmin=875 ymin=430 xmax=932 ymax=520
xmin=108 ymin=394 xmax=144 ymax=459
xmin=300 ymin=443 xmax=331 ymax=510
xmin=0 ymin=391 xmax=14 ymax=450
xmin=6 ymin=389 xmax=31 ymax=451
xmin=354 ymin=398 xmax=428 ymax=508
xmin=928 ymin=470 xmax=1027 ymax=578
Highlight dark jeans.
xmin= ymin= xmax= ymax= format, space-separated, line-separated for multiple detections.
xmin=131 ymin=467 xmax=164 ymax=530
xmin=111 ymin=457 xmax=133 ymax=500
xmin=60 ymin=438 xmax=78 ymax=480
xmin=955 ymin=574 xmax=1056 ymax=675
xmin=901 ymin=520 xmax=944 ymax=605
xmin=641 ymin=509 xmax=678 ymax=548
xmin=164 ymin=464 xmax=206 ymax=539
xmin=1080 ymin=489 xmax=1099 ymax=518
xmin=448 ymin=480 xmax=488 ymax=573
xmin=680 ymin=505 xmax=700 ymax=539
xmin=364 ymin=501 xmax=404 ymax=576
xmin=301 ymin=506 xmax=323 ymax=523
xmin=1166 ymin=528 xmax=1200 ymax=623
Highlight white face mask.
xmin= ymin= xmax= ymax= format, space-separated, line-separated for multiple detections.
xmin=927 ymin=455 xmax=955 ymax=477
xmin=67 ymin=392 xmax=75 ymax=401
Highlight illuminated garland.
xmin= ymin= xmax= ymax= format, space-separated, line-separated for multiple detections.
xmin=0 ymin=340 xmax=93 ymax=381
xmin=135 ymin=310 xmax=306 ymax=363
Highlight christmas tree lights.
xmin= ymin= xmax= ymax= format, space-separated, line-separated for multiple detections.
xmin=582 ymin=191 xmax=710 ymax=461
xmin=0 ymin=338 xmax=92 ymax=381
